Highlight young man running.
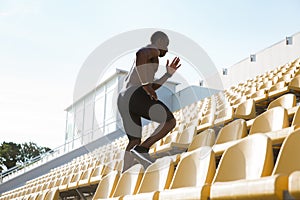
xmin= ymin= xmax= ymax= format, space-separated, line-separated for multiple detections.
xmin=117 ymin=31 xmax=181 ymax=171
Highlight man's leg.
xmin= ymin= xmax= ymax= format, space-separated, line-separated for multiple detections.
xmin=117 ymin=92 xmax=143 ymax=172
xmin=123 ymin=136 xmax=141 ymax=173
xmin=140 ymin=117 xmax=176 ymax=149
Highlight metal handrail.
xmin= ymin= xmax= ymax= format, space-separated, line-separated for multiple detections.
xmin=0 ymin=119 xmax=122 ymax=184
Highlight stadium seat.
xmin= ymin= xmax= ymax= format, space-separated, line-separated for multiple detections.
xmin=66 ymin=170 xmax=84 ymax=190
xmin=249 ymin=107 xmax=290 ymax=144
xmin=212 ymin=119 xmax=247 ymax=156
xmin=159 ymin=147 xmax=215 ymax=200
xmin=122 ymin=157 xmax=174 ymax=200
xmin=105 ymin=164 xmax=144 ymax=200
xmin=58 ymin=173 xmax=74 ymax=191
xmin=93 ymin=171 xmax=120 ymax=199
xmin=197 ymin=113 xmax=215 ymax=132
xmin=267 ymin=93 xmax=296 ymax=110
xmin=250 ymin=88 xmax=268 ymax=103
xmin=234 ymin=98 xmax=256 ymax=120
xmin=214 ymin=106 xmax=234 ymax=126
xmin=289 ymin=171 xmax=300 ymax=199
xmin=187 ymin=128 xmax=215 ymax=152
xmin=213 ymin=128 xmax=300 ymax=200
xmin=77 ymin=167 xmax=95 ymax=188
xmin=89 ymin=164 xmax=106 ymax=185
xmin=268 ymin=81 xmax=289 ymax=98
xmin=153 ymin=126 xmax=197 ymax=156
xmin=289 ymin=75 xmax=300 ymax=91
xmin=210 ymin=134 xmax=274 ymax=200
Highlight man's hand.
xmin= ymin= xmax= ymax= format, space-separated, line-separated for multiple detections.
xmin=166 ymin=57 xmax=181 ymax=76
xmin=143 ymin=84 xmax=158 ymax=101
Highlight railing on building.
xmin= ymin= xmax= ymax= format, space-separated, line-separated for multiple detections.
xmin=0 ymin=119 xmax=122 ymax=184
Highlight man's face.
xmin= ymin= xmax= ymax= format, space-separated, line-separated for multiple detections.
xmin=159 ymin=49 xmax=168 ymax=57
xmin=156 ymin=38 xmax=169 ymax=57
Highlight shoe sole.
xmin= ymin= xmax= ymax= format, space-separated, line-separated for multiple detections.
xmin=130 ymin=149 xmax=153 ymax=168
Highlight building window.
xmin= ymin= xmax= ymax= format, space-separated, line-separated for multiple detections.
xmin=286 ymin=36 xmax=293 ymax=45
xmin=222 ymin=68 xmax=228 ymax=75
xmin=250 ymin=54 xmax=256 ymax=62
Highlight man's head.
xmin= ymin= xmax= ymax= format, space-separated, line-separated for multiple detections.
xmin=150 ymin=31 xmax=169 ymax=57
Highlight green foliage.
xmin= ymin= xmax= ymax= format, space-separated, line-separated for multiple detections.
xmin=0 ymin=142 xmax=21 ymax=172
xmin=0 ymin=141 xmax=51 ymax=173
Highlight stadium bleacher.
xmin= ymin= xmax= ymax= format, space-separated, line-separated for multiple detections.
xmin=1 ymin=56 xmax=300 ymax=199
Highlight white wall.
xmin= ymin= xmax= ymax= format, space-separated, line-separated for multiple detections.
xmin=212 ymin=32 xmax=300 ymax=90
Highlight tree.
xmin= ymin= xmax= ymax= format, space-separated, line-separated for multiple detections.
xmin=0 ymin=142 xmax=21 ymax=172
xmin=19 ymin=142 xmax=51 ymax=164
xmin=0 ymin=141 xmax=51 ymax=173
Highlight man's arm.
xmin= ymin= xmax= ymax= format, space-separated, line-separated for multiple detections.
xmin=152 ymin=57 xmax=181 ymax=90
xmin=136 ymin=48 xmax=160 ymax=100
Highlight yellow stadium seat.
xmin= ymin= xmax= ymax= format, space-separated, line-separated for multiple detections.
xmin=210 ymin=134 xmax=274 ymax=200
xmin=197 ymin=113 xmax=215 ymax=133
xmin=77 ymin=167 xmax=95 ymax=188
xmin=66 ymin=170 xmax=84 ymax=190
xmin=159 ymin=147 xmax=215 ymax=200
xmin=58 ymin=173 xmax=73 ymax=191
xmin=250 ymin=89 xmax=268 ymax=103
xmin=212 ymin=119 xmax=247 ymax=156
xmin=267 ymin=93 xmax=296 ymax=110
xmin=153 ymin=126 xmax=197 ymax=156
xmin=214 ymin=106 xmax=234 ymax=126
xmin=187 ymin=128 xmax=215 ymax=152
xmin=211 ymin=128 xmax=300 ymax=200
xmin=249 ymin=107 xmax=290 ymax=144
xmin=93 ymin=171 xmax=120 ymax=200
xmin=289 ymin=75 xmax=300 ymax=91
xmin=106 ymin=164 xmax=144 ymax=200
xmin=122 ymin=157 xmax=174 ymax=200
xmin=89 ymin=164 xmax=106 ymax=185
xmin=291 ymin=106 xmax=300 ymax=130
xmin=268 ymin=81 xmax=289 ymax=98
xmin=234 ymin=99 xmax=256 ymax=120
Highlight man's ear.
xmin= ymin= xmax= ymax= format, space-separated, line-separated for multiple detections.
xmin=156 ymin=38 xmax=168 ymax=50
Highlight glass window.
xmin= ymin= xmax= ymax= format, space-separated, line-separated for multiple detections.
xmin=74 ymin=101 xmax=84 ymax=147
xmin=66 ymin=109 xmax=74 ymax=142
xmin=84 ymin=94 xmax=94 ymax=134
xmin=94 ymin=86 xmax=105 ymax=138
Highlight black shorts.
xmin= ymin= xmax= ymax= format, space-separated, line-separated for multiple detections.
xmin=117 ymin=86 xmax=175 ymax=140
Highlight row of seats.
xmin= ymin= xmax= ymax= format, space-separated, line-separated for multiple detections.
xmin=1 ymin=57 xmax=300 ymax=199
xmin=90 ymin=130 xmax=300 ymax=200
xmin=149 ymin=93 xmax=300 ymax=158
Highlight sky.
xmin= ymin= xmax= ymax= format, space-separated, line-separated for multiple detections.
xmin=0 ymin=0 xmax=300 ymax=149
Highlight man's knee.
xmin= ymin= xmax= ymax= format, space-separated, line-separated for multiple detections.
xmin=168 ymin=118 xmax=176 ymax=130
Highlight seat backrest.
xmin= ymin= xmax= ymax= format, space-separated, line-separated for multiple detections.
xmin=92 ymin=171 xmax=120 ymax=199
xmin=44 ymin=188 xmax=59 ymax=200
xmin=102 ymin=160 xmax=118 ymax=176
xmin=177 ymin=126 xmax=197 ymax=144
xmin=215 ymin=119 xmax=247 ymax=144
xmin=289 ymin=76 xmax=300 ymax=88
xmin=249 ymin=107 xmax=289 ymax=135
xmin=213 ymin=134 xmax=273 ymax=182
xmin=234 ymin=99 xmax=256 ymax=120
xmin=137 ymin=157 xmax=174 ymax=193
xmin=163 ymin=131 xmax=179 ymax=145
xmin=272 ymin=129 xmax=300 ymax=175
xmin=187 ymin=129 xmax=215 ymax=151
xmin=292 ymin=106 xmax=300 ymax=130
xmin=200 ymin=113 xmax=214 ymax=125
xmin=170 ymin=147 xmax=215 ymax=189
xmin=91 ymin=164 xmax=104 ymax=177
xmin=112 ymin=164 xmax=144 ymax=197
xmin=267 ymin=93 xmax=296 ymax=110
